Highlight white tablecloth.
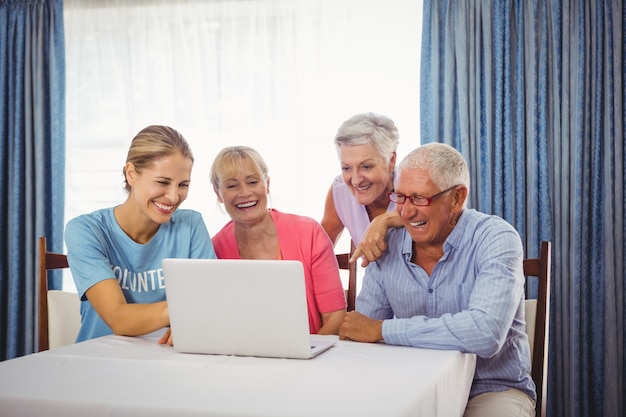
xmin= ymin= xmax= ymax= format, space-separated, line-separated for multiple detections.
xmin=0 ymin=332 xmax=476 ymax=417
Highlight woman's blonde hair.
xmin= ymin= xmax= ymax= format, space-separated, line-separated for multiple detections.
xmin=210 ymin=146 xmax=269 ymax=189
xmin=123 ymin=125 xmax=193 ymax=192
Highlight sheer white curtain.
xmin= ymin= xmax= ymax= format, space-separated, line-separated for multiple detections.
xmin=63 ymin=0 xmax=422 ymax=289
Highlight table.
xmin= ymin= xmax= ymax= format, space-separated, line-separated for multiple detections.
xmin=0 ymin=332 xmax=475 ymax=417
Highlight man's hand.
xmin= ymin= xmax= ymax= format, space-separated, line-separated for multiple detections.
xmin=339 ymin=311 xmax=384 ymax=343
xmin=158 ymin=328 xmax=174 ymax=346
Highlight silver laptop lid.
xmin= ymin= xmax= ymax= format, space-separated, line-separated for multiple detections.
xmin=163 ymin=258 xmax=333 ymax=359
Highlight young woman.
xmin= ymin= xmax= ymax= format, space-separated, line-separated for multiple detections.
xmin=210 ymin=146 xmax=346 ymax=334
xmin=65 ymin=125 xmax=216 ymax=343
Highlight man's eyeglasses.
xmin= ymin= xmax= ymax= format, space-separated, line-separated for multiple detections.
xmin=388 ymin=185 xmax=460 ymax=207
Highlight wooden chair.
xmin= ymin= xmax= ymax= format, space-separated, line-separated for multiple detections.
xmin=38 ymin=237 xmax=81 ymax=352
xmin=523 ymin=241 xmax=551 ymax=417
xmin=336 ymin=241 xmax=357 ymax=312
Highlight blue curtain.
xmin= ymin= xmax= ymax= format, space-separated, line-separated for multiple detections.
xmin=420 ymin=1 xmax=624 ymax=416
xmin=0 ymin=0 xmax=65 ymax=361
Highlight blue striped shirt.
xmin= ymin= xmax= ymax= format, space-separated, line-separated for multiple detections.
xmin=357 ymin=208 xmax=536 ymax=400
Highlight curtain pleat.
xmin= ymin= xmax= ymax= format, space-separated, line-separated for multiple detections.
xmin=0 ymin=0 xmax=65 ymax=361
xmin=420 ymin=0 xmax=624 ymax=416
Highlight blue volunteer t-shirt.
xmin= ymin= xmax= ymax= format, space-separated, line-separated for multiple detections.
xmin=65 ymin=207 xmax=216 ymax=342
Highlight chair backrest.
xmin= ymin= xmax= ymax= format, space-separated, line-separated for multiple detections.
xmin=37 ymin=237 xmax=81 ymax=352
xmin=336 ymin=241 xmax=357 ymax=312
xmin=523 ymin=241 xmax=551 ymax=417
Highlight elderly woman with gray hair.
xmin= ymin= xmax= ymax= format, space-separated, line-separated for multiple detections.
xmin=321 ymin=112 xmax=403 ymax=265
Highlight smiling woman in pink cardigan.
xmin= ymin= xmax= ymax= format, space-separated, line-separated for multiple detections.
xmin=209 ymin=146 xmax=346 ymax=335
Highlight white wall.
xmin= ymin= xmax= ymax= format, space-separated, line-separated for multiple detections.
xmin=63 ymin=0 xmax=423 ymax=291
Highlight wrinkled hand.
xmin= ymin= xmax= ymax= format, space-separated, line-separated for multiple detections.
xmin=349 ymin=217 xmax=389 ymax=267
xmin=339 ymin=311 xmax=383 ymax=343
xmin=158 ymin=328 xmax=174 ymax=346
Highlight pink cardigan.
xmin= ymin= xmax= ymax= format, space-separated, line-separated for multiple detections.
xmin=212 ymin=209 xmax=346 ymax=333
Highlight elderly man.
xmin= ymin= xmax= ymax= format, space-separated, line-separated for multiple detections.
xmin=339 ymin=142 xmax=535 ymax=417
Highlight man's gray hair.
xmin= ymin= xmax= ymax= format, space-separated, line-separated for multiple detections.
xmin=399 ymin=142 xmax=470 ymax=197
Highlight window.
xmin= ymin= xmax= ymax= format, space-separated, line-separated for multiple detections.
xmin=63 ymin=0 xmax=422 ymax=290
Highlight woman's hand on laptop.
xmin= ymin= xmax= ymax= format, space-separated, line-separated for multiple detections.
xmin=158 ymin=328 xmax=174 ymax=346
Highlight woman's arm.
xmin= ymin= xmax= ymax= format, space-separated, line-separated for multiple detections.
xmin=85 ymin=279 xmax=169 ymax=336
xmin=320 ymin=186 xmax=345 ymax=246
xmin=351 ymin=210 xmax=403 ymax=266
xmin=318 ymin=309 xmax=347 ymax=335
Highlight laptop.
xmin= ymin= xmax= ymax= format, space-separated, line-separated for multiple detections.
xmin=162 ymin=258 xmax=336 ymax=359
